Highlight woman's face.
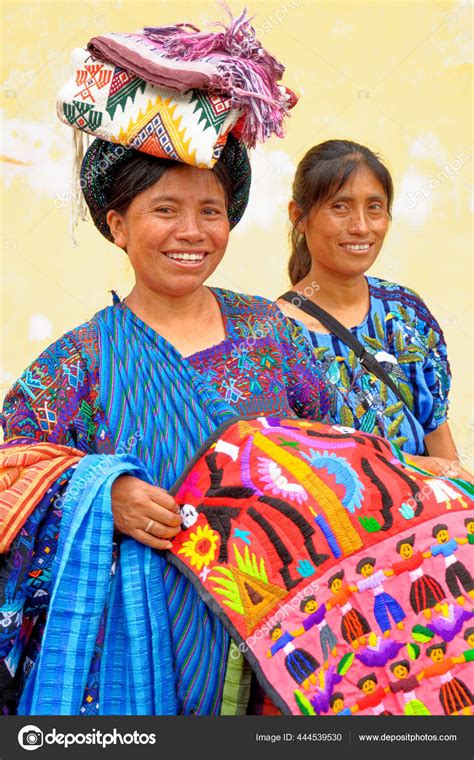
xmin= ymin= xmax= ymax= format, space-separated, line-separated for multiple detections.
xmin=107 ymin=165 xmax=230 ymax=298
xmin=291 ymin=166 xmax=389 ymax=278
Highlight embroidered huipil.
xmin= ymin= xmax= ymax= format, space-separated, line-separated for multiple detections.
xmin=0 ymin=288 xmax=332 ymax=715
xmin=297 ymin=277 xmax=451 ymax=455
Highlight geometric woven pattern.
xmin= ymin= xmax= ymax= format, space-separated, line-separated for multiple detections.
xmin=57 ymin=48 xmax=242 ymax=168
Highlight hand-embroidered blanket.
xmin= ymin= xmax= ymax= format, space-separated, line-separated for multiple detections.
xmin=168 ymin=415 xmax=474 ymax=716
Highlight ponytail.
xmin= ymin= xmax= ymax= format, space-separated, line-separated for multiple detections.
xmin=288 ymin=230 xmax=311 ymax=285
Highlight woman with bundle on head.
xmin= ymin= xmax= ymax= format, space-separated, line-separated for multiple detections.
xmin=0 ymin=16 xmax=472 ymax=718
xmin=0 ymin=11 xmax=331 ymax=717
xmin=278 ymin=140 xmax=472 ymax=481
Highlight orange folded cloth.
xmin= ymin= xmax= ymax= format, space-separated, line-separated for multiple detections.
xmin=0 ymin=441 xmax=84 ymax=552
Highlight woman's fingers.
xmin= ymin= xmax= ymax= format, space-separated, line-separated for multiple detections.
xmin=412 ymin=455 xmax=474 ymax=485
xmin=145 ymin=499 xmax=182 ymax=528
xmin=142 ymin=516 xmax=181 ymax=540
xmin=454 ymin=466 xmax=474 ymax=485
xmin=148 ymin=485 xmax=181 ymax=514
xmin=111 ymin=475 xmax=182 ymax=543
xmin=134 ymin=530 xmax=174 ymax=551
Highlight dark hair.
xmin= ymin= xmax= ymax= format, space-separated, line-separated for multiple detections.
xmin=432 ymin=523 xmax=448 ymax=538
xmin=396 ymin=534 xmax=415 ymax=554
xmin=356 ymin=556 xmax=376 ymax=574
xmin=288 ymin=139 xmax=394 ymax=285
xmin=357 ymin=672 xmax=377 ymax=690
xmin=328 ymin=569 xmax=344 ymax=587
xmin=300 ymin=595 xmax=316 ymax=611
xmin=390 ymin=659 xmax=410 ymax=674
xmin=426 ymin=641 xmax=446 ymax=656
xmin=464 ymin=627 xmax=474 ymax=640
xmin=105 ymin=152 xmax=233 ymax=220
xmin=329 ymin=692 xmax=344 ymax=708
xmin=269 ymin=624 xmax=282 ymax=637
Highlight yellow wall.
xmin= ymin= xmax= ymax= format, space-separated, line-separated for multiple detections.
xmin=1 ymin=0 xmax=472 ymax=459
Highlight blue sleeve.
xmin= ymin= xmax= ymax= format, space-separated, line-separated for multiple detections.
xmin=411 ymin=294 xmax=451 ymax=434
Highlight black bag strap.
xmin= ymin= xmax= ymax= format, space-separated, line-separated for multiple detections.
xmin=279 ymin=290 xmax=407 ymax=406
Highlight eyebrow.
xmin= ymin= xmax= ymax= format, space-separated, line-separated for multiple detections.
xmin=330 ymin=194 xmax=386 ymax=202
xmin=148 ymin=195 xmax=226 ymax=206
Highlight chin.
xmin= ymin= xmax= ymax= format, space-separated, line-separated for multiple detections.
xmin=333 ymin=262 xmax=370 ymax=278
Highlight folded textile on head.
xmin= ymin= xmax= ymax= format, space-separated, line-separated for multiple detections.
xmin=57 ymin=47 xmax=241 ymax=169
xmin=85 ymin=8 xmax=298 ymax=147
xmin=86 ymin=31 xmax=221 ymax=92
xmin=56 ymin=6 xmax=297 ymax=241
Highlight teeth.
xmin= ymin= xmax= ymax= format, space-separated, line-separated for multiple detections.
xmin=342 ymin=244 xmax=371 ymax=252
xmin=165 ymin=252 xmax=205 ymax=261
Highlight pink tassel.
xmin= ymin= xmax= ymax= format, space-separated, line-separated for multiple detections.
xmin=143 ymin=4 xmax=291 ymax=147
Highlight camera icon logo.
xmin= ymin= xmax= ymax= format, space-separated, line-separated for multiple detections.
xmin=18 ymin=725 xmax=44 ymax=751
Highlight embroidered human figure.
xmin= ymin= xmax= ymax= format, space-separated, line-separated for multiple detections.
xmin=464 ymin=626 xmax=474 ymax=651
xmin=266 ymin=623 xmax=319 ymax=691
xmin=455 ymin=627 xmax=474 ymax=664
xmin=465 ymin=517 xmax=474 ymax=545
xmin=291 ymin=595 xmax=338 ymax=666
xmin=351 ymin=673 xmax=392 ymax=715
xmin=418 ymin=642 xmax=474 ymax=715
xmin=389 ymin=534 xmax=445 ymax=619
xmin=329 ymin=692 xmax=351 ymax=716
xmin=426 ymin=524 xmax=474 ymax=605
xmin=421 ymin=478 xmax=468 ymax=510
xmin=385 ymin=660 xmax=430 ymax=715
xmin=354 ymin=557 xmax=406 ymax=636
xmin=326 ymin=570 xmax=371 ymax=649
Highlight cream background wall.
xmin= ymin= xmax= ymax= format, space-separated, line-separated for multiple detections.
xmin=1 ymin=0 xmax=472 ymax=459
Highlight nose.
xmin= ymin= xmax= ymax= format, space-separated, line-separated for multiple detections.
xmin=175 ymin=211 xmax=206 ymax=243
xmin=347 ymin=209 xmax=370 ymax=235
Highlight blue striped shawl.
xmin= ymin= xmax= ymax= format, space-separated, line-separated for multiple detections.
xmin=20 ymin=303 xmax=239 ymax=715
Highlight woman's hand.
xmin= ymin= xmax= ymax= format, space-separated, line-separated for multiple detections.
xmin=409 ymin=455 xmax=474 ymax=485
xmin=111 ymin=475 xmax=182 ymax=550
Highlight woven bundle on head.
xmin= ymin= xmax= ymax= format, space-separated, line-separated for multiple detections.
xmin=86 ymin=7 xmax=296 ymax=148
xmin=57 ymin=48 xmax=242 ymax=169
xmin=57 ymin=6 xmax=296 ymax=240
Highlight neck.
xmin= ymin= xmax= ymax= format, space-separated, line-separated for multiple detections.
xmin=296 ymin=262 xmax=368 ymax=310
xmin=125 ymin=283 xmax=211 ymax=328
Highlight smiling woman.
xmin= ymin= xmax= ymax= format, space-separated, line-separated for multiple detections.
xmin=1 ymin=11 xmax=472 ymax=722
xmin=0 ymin=11 xmax=335 ymax=717
xmin=106 ymin=163 xmax=230 ymax=353
xmin=277 ymin=140 xmax=470 ymax=475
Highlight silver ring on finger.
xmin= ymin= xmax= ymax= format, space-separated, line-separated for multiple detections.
xmin=145 ymin=519 xmax=156 ymax=534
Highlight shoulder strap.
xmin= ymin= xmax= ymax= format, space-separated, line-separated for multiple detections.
xmin=279 ymin=291 xmax=407 ymax=406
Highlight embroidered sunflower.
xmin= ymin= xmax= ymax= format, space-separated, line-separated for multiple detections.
xmin=178 ymin=524 xmax=219 ymax=570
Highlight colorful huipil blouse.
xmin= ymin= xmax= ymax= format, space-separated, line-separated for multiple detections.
xmin=296 ymin=277 xmax=451 ymax=456
xmin=2 ymin=289 xmax=331 ymax=452
xmin=0 ymin=288 xmax=332 ymax=715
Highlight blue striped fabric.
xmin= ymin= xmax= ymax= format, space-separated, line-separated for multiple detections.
xmin=18 ymin=455 xmax=179 ymax=715
xmin=95 ymin=304 xmax=238 ymax=714
xmin=19 ymin=302 xmax=240 ymax=715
